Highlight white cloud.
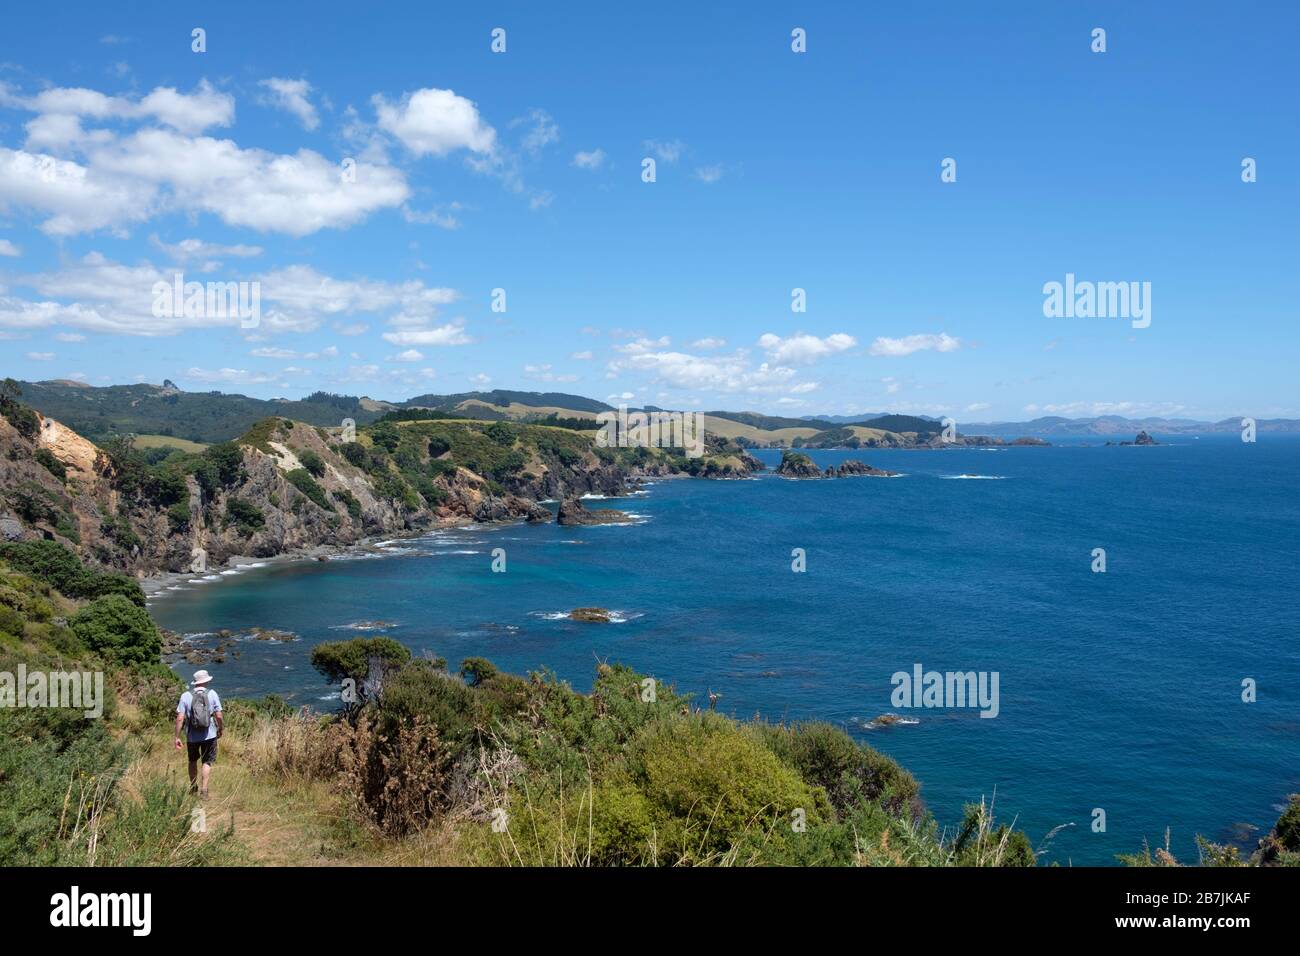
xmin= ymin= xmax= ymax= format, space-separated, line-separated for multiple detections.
xmin=469 ymin=372 xmax=491 ymax=386
xmin=184 ymin=367 xmax=282 ymax=385
xmin=691 ymin=337 xmax=726 ymax=350
xmin=1 ymin=80 xmax=234 ymax=139
xmin=55 ymin=332 xmax=84 ymax=342
xmin=695 ymin=164 xmax=724 ymax=184
xmin=402 ymin=203 xmax=462 ymax=229
xmin=1022 ymin=401 xmax=1187 ymax=417
xmin=0 ymin=253 xmax=460 ymax=337
xmin=524 ymin=362 xmax=577 ymax=383
xmin=513 ymin=108 xmax=559 ymax=155
xmin=609 ymin=347 xmax=804 ymax=395
xmin=0 ymin=239 xmax=20 ymax=256
xmin=643 ymin=139 xmax=686 ymax=163
xmin=151 ymin=236 xmax=263 ymax=264
xmin=869 ymin=332 xmax=962 ymax=357
xmin=392 ymin=349 xmax=424 ymax=362
xmin=258 ymin=78 xmax=319 ymax=131
xmin=381 ymin=322 xmax=471 ymax=347
xmin=373 ymin=87 xmax=496 ymax=157
xmin=570 ymin=350 xmax=593 ymax=360
xmin=614 ymin=336 xmax=671 ymax=355
xmin=758 ymin=332 xmax=856 ymax=364
xmin=572 ymin=149 xmax=605 ymax=169
xmin=25 ymin=351 xmax=54 ymax=360
xmin=0 ymin=127 xmax=410 ymax=237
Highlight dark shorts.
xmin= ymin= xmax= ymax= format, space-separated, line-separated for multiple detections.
xmin=187 ymin=738 xmax=218 ymax=765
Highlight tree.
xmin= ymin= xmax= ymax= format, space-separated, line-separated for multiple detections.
xmin=310 ymin=637 xmax=411 ymax=685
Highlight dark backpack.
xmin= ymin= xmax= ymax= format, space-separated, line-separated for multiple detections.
xmin=188 ymin=687 xmax=211 ymax=732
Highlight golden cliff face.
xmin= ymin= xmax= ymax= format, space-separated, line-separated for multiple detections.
xmin=37 ymin=415 xmax=105 ymax=485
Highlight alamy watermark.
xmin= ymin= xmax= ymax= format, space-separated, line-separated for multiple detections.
xmin=152 ymin=272 xmax=261 ymax=329
xmin=1042 ymin=273 xmax=1150 ymax=329
xmin=891 ymin=663 xmax=1000 ymax=718
xmin=595 ymin=405 xmax=705 ymax=458
xmin=1 ymin=665 xmax=104 ymax=718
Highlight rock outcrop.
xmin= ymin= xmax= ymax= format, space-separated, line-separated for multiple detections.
xmin=569 ymin=607 xmax=613 ymax=623
xmin=778 ymin=451 xmax=898 ymax=479
xmin=776 ymin=451 xmax=824 ymax=478
xmin=835 ymin=459 xmax=899 ymax=478
xmin=1106 ymin=431 xmax=1159 ymax=447
xmin=556 ymin=498 xmax=634 ymax=525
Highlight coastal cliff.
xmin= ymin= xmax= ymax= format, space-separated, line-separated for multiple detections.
xmin=0 ymin=389 xmax=761 ymax=577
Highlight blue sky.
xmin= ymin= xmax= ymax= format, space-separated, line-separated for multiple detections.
xmin=0 ymin=0 xmax=1296 ymax=421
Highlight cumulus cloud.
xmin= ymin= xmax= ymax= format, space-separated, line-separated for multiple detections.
xmin=373 ymin=87 xmax=496 ymax=157
xmin=758 ymin=332 xmax=856 ymax=364
xmin=869 ymin=332 xmax=961 ymax=357
xmin=0 ymin=239 xmax=19 ymax=256
xmin=0 ymin=80 xmax=234 ymax=139
xmin=0 ymin=80 xmax=409 ymax=237
xmin=0 ymin=129 xmax=409 ymax=237
xmin=258 ymin=78 xmax=319 ymax=130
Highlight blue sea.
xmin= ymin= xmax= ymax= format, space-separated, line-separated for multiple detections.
xmin=149 ymin=435 xmax=1300 ymax=866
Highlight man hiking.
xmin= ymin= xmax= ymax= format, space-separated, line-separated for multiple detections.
xmin=175 ymin=669 xmax=223 ymax=799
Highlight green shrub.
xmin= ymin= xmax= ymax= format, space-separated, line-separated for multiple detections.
xmin=0 ymin=540 xmax=145 ymax=606
xmin=626 ymin=715 xmax=826 ymax=861
xmin=333 ymin=488 xmax=362 ymax=519
xmin=758 ymin=721 xmax=920 ymax=819
xmin=339 ymin=442 xmax=367 ymax=467
xmin=167 ymin=501 xmax=192 ymax=532
xmin=298 ymin=450 xmax=326 ymax=477
xmin=224 ymin=497 xmax=265 ymax=534
xmin=1276 ymin=795 xmax=1300 ymax=851
xmin=34 ymin=447 xmax=66 ymax=481
xmin=69 ymin=595 xmax=161 ymax=666
xmin=285 ymin=468 xmax=332 ymax=511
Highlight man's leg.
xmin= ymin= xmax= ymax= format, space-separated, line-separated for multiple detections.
xmin=188 ymin=758 xmax=198 ymax=789
xmin=200 ymin=760 xmax=211 ymax=795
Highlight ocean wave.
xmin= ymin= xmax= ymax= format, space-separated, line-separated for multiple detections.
xmin=330 ymin=620 xmax=400 ymax=631
xmin=941 ymin=474 xmax=1007 ymax=480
